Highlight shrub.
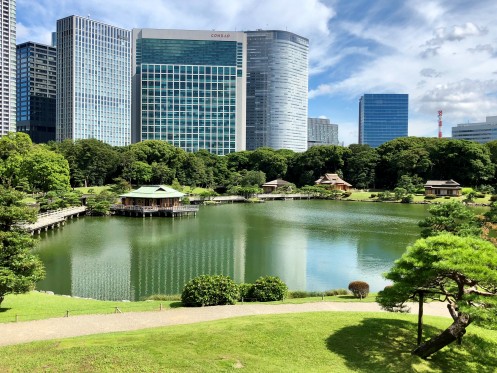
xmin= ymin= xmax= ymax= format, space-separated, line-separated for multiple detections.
xmin=348 ymin=281 xmax=370 ymax=299
xmin=342 ymin=191 xmax=352 ymax=198
xmin=490 ymin=195 xmax=497 ymax=202
xmin=401 ymin=194 xmax=413 ymax=203
xmin=324 ymin=288 xmax=349 ymax=296
xmin=424 ymin=194 xmax=437 ymax=200
xmin=288 ymin=290 xmax=309 ymax=299
xmin=181 ymin=275 xmax=239 ymax=307
xmin=144 ymin=294 xmax=181 ymax=301
xmin=238 ymin=283 xmax=254 ymax=301
xmin=475 ymin=192 xmax=485 ymax=198
xmin=370 ymin=193 xmax=376 ymax=198
xmin=444 ymin=196 xmax=451 ymax=199
xmin=252 ymin=276 xmax=288 ymax=302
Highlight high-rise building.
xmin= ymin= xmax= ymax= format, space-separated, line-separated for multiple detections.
xmin=0 ymin=0 xmax=16 ymax=136
xmin=56 ymin=16 xmax=131 ymax=146
xmin=132 ymin=29 xmax=246 ymax=155
xmin=358 ymin=94 xmax=408 ymax=147
xmin=307 ymin=117 xmax=339 ymax=148
xmin=452 ymin=116 xmax=497 ymax=143
xmin=16 ymin=42 xmax=57 ymax=143
xmin=245 ymin=30 xmax=308 ymax=152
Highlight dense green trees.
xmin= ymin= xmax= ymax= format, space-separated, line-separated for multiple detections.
xmin=3 ymin=133 xmax=497 ymax=191
xmin=0 ymin=186 xmax=45 ymax=306
xmin=1 ymin=133 xmax=70 ymax=192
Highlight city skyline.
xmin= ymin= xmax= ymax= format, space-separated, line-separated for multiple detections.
xmin=15 ymin=0 xmax=497 ymax=145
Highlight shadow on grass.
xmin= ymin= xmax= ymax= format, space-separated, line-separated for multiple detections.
xmin=0 ymin=307 xmax=11 ymax=313
xmin=169 ymin=302 xmax=183 ymax=308
xmin=326 ymin=318 xmax=497 ymax=373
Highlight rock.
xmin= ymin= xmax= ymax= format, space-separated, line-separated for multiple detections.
xmin=46 ymin=291 xmax=55 ymax=295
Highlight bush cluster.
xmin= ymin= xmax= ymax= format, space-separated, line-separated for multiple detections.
xmin=348 ymin=281 xmax=370 ymax=299
xmin=181 ymin=275 xmax=289 ymax=306
xmin=252 ymin=276 xmax=288 ymax=301
xmin=424 ymin=194 xmax=437 ymax=200
xmin=181 ymin=275 xmax=239 ymax=307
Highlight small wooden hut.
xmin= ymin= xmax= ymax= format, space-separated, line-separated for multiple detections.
xmin=315 ymin=173 xmax=352 ymax=191
xmin=424 ymin=180 xmax=461 ymax=196
xmin=262 ymin=179 xmax=290 ymax=193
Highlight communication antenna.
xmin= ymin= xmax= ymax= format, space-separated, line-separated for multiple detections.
xmin=438 ymin=110 xmax=443 ymax=138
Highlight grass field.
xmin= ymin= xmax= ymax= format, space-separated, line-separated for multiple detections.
xmin=345 ymin=191 xmax=491 ymax=205
xmin=0 ymin=312 xmax=495 ymax=372
xmin=0 ymin=292 xmax=376 ymax=323
xmin=73 ymin=185 xmax=111 ymax=194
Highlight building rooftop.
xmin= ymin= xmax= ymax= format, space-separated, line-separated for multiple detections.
xmin=120 ymin=185 xmax=185 ymax=199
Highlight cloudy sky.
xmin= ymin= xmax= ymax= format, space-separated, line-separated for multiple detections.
xmin=17 ymin=0 xmax=497 ymax=145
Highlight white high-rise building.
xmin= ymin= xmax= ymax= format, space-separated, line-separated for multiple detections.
xmin=245 ymin=30 xmax=308 ymax=152
xmin=56 ymin=16 xmax=131 ymax=146
xmin=0 ymin=0 xmax=16 ymax=136
xmin=452 ymin=116 xmax=497 ymax=143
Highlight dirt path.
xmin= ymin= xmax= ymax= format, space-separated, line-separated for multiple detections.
xmin=0 ymin=301 xmax=449 ymax=347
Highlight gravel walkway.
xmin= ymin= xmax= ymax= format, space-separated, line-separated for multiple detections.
xmin=0 ymin=301 xmax=449 ymax=347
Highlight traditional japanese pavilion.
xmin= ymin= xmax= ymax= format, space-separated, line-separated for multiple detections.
xmin=315 ymin=173 xmax=352 ymax=191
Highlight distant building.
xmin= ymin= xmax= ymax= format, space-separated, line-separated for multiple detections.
xmin=56 ymin=15 xmax=131 ymax=146
xmin=131 ymin=29 xmax=247 ymax=155
xmin=451 ymin=116 xmax=497 ymax=143
xmin=245 ymin=30 xmax=308 ymax=152
xmin=0 ymin=0 xmax=16 ymax=136
xmin=424 ymin=180 xmax=461 ymax=197
xmin=16 ymin=42 xmax=56 ymax=143
xmin=358 ymin=94 xmax=408 ymax=147
xmin=315 ymin=173 xmax=352 ymax=191
xmin=307 ymin=117 xmax=339 ymax=148
xmin=262 ymin=179 xmax=290 ymax=193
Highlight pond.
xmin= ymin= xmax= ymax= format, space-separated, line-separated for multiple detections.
xmin=34 ymin=200 xmax=429 ymax=300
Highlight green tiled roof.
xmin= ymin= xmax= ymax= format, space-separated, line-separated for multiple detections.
xmin=120 ymin=185 xmax=185 ymax=199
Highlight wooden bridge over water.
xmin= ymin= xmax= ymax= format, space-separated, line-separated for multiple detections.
xmin=19 ymin=206 xmax=87 ymax=235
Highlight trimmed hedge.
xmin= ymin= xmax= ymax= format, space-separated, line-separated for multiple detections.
xmin=348 ymin=281 xmax=370 ymax=299
xmin=181 ymin=275 xmax=239 ymax=307
xmin=252 ymin=276 xmax=288 ymax=301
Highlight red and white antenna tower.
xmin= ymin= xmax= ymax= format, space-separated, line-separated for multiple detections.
xmin=438 ymin=110 xmax=443 ymax=138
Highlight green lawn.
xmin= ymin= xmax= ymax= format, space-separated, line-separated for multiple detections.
xmin=0 ymin=292 xmax=179 ymax=323
xmin=0 ymin=292 xmax=375 ymax=323
xmin=73 ymin=185 xmax=111 ymax=194
xmin=0 ymin=312 xmax=495 ymax=372
xmin=346 ymin=191 xmax=491 ymax=205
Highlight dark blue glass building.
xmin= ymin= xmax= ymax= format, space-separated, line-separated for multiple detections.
xmin=16 ymin=42 xmax=56 ymax=143
xmin=358 ymin=94 xmax=408 ymax=147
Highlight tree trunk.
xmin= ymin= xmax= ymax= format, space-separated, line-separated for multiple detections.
xmin=412 ymin=314 xmax=470 ymax=358
xmin=0 ymin=295 xmax=4 ymax=307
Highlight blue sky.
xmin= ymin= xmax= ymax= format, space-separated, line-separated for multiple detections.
xmin=17 ymin=0 xmax=497 ymax=145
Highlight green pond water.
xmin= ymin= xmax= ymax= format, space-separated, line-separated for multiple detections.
xmin=34 ymin=200 xmax=429 ymax=301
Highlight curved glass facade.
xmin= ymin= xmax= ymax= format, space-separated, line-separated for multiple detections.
xmin=358 ymin=94 xmax=408 ymax=148
xmin=246 ymin=30 xmax=308 ymax=152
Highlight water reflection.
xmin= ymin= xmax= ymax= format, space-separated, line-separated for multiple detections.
xmin=35 ymin=201 xmax=428 ymax=300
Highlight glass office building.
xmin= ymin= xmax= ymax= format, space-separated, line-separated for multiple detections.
xmin=56 ymin=16 xmax=131 ymax=146
xmin=16 ymin=42 xmax=56 ymax=143
xmin=307 ymin=117 xmax=339 ymax=148
xmin=132 ymin=29 xmax=246 ymax=155
xmin=452 ymin=116 xmax=497 ymax=143
xmin=0 ymin=0 xmax=16 ymax=136
xmin=245 ymin=30 xmax=308 ymax=152
xmin=358 ymin=94 xmax=408 ymax=147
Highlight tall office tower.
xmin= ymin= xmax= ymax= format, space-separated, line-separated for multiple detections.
xmin=245 ymin=30 xmax=308 ymax=152
xmin=307 ymin=117 xmax=339 ymax=148
xmin=56 ymin=16 xmax=131 ymax=146
xmin=0 ymin=0 xmax=16 ymax=136
xmin=132 ymin=29 xmax=246 ymax=155
xmin=358 ymin=94 xmax=408 ymax=147
xmin=16 ymin=42 xmax=57 ymax=143
xmin=452 ymin=116 xmax=497 ymax=143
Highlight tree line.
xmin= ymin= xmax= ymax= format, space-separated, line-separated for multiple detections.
xmin=2 ymin=132 xmax=497 ymax=193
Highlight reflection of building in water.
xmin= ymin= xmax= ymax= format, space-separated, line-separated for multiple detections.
xmin=71 ymin=238 xmax=132 ymax=301
xmin=130 ymin=235 xmax=238 ymax=298
xmin=354 ymin=235 xmax=407 ymax=291
xmin=244 ymin=229 xmax=307 ymax=291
